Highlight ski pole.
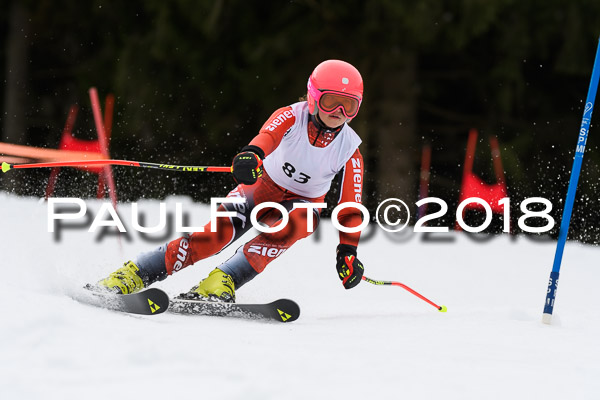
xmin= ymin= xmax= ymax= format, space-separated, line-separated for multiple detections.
xmin=362 ymin=275 xmax=447 ymax=312
xmin=542 ymin=37 xmax=600 ymax=325
xmin=1 ymin=160 xmax=231 ymax=174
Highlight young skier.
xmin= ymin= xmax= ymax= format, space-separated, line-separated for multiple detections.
xmin=95 ymin=59 xmax=366 ymax=301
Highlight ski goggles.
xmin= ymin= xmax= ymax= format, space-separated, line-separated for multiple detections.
xmin=308 ymin=82 xmax=362 ymax=118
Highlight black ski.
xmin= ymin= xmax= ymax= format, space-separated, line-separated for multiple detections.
xmin=79 ymin=287 xmax=170 ymax=315
xmin=168 ymin=298 xmax=300 ymax=323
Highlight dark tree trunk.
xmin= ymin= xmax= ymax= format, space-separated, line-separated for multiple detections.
xmin=2 ymin=1 xmax=30 ymax=192
xmin=373 ymin=49 xmax=418 ymax=203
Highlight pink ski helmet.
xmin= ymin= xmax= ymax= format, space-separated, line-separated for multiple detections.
xmin=307 ymin=60 xmax=363 ymax=119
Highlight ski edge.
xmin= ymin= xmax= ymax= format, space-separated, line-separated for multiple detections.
xmin=77 ymin=287 xmax=170 ymax=315
xmin=168 ymin=298 xmax=300 ymax=323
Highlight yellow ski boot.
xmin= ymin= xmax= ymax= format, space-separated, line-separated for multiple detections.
xmin=96 ymin=261 xmax=146 ymax=294
xmin=181 ymin=268 xmax=235 ymax=303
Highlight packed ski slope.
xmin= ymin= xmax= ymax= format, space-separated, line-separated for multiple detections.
xmin=1 ymin=193 xmax=599 ymax=400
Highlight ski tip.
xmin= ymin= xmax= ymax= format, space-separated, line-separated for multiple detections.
xmin=1 ymin=162 xmax=11 ymax=173
xmin=274 ymin=298 xmax=300 ymax=323
xmin=438 ymin=305 xmax=447 ymax=313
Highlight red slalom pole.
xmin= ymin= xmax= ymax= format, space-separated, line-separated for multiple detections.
xmin=1 ymin=159 xmax=231 ymax=174
xmin=362 ymin=276 xmax=447 ymax=312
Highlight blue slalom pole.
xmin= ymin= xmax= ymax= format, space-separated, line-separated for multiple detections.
xmin=542 ymin=38 xmax=600 ymax=324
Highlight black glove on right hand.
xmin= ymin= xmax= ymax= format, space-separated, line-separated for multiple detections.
xmin=336 ymin=244 xmax=364 ymax=289
xmin=232 ymin=151 xmax=263 ymax=185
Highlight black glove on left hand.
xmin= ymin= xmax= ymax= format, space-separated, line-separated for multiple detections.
xmin=336 ymin=244 xmax=364 ymax=289
xmin=232 ymin=150 xmax=263 ymax=185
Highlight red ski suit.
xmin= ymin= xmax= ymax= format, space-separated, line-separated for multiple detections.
xmin=163 ymin=102 xmax=364 ymax=284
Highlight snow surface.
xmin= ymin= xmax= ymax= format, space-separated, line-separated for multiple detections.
xmin=1 ymin=193 xmax=599 ymax=400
